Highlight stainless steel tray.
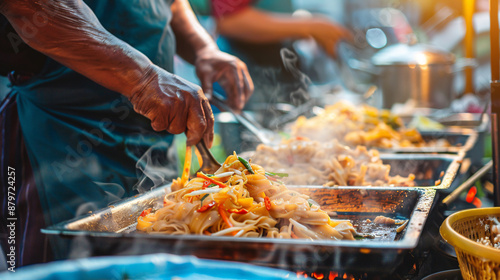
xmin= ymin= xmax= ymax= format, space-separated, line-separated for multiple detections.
xmin=237 ymin=152 xmax=463 ymax=190
xmin=378 ymin=153 xmax=462 ymax=189
xmin=399 ymin=112 xmax=489 ymax=133
xmin=378 ymin=129 xmax=478 ymax=154
xmin=43 ymin=185 xmax=436 ymax=275
xmin=398 ymin=113 xmax=487 ymax=165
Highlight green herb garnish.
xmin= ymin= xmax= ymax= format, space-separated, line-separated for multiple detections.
xmin=200 ymin=194 xmax=209 ymax=205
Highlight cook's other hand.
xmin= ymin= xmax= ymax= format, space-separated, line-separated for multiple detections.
xmin=214 ymin=6 xmax=353 ymax=59
xmin=308 ymin=18 xmax=353 ymax=58
xmin=195 ymin=47 xmax=253 ymax=112
xmin=130 ymin=65 xmax=214 ymax=147
xmin=170 ymin=0 xmax=253 ymax=113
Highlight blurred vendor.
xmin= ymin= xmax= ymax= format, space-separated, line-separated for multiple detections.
xmin=211 ymin=0 xmax=351 ymax=115
xmin=0 ymin=0 xmax=252 ymax=266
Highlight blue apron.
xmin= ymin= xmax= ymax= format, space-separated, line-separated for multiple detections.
xmin=9 ymin=0 xmax=176 ymax=261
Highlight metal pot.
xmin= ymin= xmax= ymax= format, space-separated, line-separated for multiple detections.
xmin=341 ymin=42 xmax=470 ymax=109
xmin=371 ymin=43 xmax=456 ymax=109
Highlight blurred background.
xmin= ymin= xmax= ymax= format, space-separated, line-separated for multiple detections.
xmin=168 ymin=0 xmax=494 ymax=161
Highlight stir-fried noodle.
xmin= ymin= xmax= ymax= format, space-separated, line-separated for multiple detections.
xmin=137 ymin=153 xmax=355 ymax=240
xmin=292 ymin=101 xmax=450 ymax=149
xmin=251 ymin=138 xmax=415 ymax=187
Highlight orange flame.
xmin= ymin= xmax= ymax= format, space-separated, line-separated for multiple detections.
xmin=296 ymin=271 xmax=357 ymax=280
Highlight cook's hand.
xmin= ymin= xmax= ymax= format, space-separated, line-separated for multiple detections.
xmin=129 ymin=65 xmax=214 ymax=147
xmin=309 ymin=19 xmax=353 ymax=58
xmin=195 ymin=48 xmax=254 ymax=112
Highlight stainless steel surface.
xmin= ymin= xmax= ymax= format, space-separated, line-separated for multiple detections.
xmin=378 ymin=153 xmax=462 ymax=190
xmin=344 ymin=42 xmax=461 ymax=108
xmin=376 ymin=62 xmax=454 ymax=109
xmin=371 ymin=44 xmax=455 ymax=66
xmin=43 ymin=186 xmax=436 ymax=274
xmin=237 ymin=152 xmax=463 ymax=190
xmin=378 ymin=129 xmax=478 ymax=155
xmin=399 ymin=112 xmax=489 ymax=132
xmin=194 ymin=139 xmax=220 ymax=175
xmin=399 ymin=113 xmax=487 ymax=165
xmin=435 ymin=113 xmax=489 ymax=131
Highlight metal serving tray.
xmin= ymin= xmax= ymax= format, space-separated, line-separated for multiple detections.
xmin=378 ymin=153 xmax=462 ymax=189
xmin=237 ymin=152 xmax=462 ymax=190
xmin=43 ymin=185 xmax=436 ymax=275
xmin=378 ymin=129 xmax=478 ymax=155
xmin=399 ymin=112 xmax=489 ymax=132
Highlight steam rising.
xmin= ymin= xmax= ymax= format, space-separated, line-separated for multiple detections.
xmin=134 ymin=140 xmax=178 ymax=194
xmin=280 ymin=48 xmax=311 ymax=107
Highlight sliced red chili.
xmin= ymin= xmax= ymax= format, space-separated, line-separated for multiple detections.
xmin=466 ymin=186 xmax=477 ymax=203
xmin=228 ymin=208 xmax=249 ymax=214
xmin=140 ymin=208 xmax=152 ymax=217
xmin=264 ymin=197 xmax=271 ymax=211
xmin=197 ymin=173 xmax=228 ymax=188
xmin=197 ymin=200 xmax=216 ymax=212
xmin=202 ymin=180 xmax=211 ymax=189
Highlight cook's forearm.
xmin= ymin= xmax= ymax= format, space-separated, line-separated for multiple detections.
xmin=216 ymin=8 xmax=312 ymax=43
xmin=170 ymin=0 xmax=218 ymax=64
xmin=1 ymin=0 xmax=152 ymax=98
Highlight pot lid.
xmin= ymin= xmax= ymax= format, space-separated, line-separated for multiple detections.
xmin=371 ymin=43 xmax=455 ymax=66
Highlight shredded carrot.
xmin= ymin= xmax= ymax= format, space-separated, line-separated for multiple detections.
xmin=181 ymin=146 xmax=192 ymax=186
xmin=203 ymin=230 xmax=212 ymax=236
xmin=197 ymin=172 xmax=228 ymax=188
xmin=291 ymin=232 xmax=299 ymax=239
xmin=218 ymin=200 xmax=233 ymax=228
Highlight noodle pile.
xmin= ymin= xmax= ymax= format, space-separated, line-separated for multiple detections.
xmin=137 ymin=153 xmax=355 ymax=240
xmin=251 ymin=138 xmax=415 ymax=187
xmin=292 ymin=101 xmax=450 ymax=149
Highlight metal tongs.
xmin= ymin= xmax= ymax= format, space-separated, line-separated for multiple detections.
xmin=195 ymin=139 xmax=221 ymax=175
xmin=192 ymin=93 xmax=280 ymax=177
xmin=210 ymin=92 xmax=277 ymax=146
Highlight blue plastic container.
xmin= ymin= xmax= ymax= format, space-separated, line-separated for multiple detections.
xmin=1 ymin=253 xmax=299 ymax=280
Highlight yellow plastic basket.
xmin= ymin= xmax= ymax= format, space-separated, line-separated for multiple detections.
xmin=440 ymin=207 xmax=500 ymax=280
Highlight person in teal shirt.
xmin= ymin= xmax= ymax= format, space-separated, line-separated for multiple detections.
xmin=0 ymin=0 xmax=253 ymax=266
